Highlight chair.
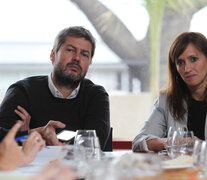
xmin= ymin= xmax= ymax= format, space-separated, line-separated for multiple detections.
xmin=103 ymin=127 xmax=113 ymax=151
xmin=103 ymin=127 xmax=132 ymax=151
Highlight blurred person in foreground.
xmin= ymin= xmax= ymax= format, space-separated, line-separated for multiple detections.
xmin=133 ymin=32 xmax=207 ymax=152
xmin=0 ymin=121 xmax=45 ymax=171
xmin=0 ymin=26 xmax=110 ymax=150
xmin=33 ymin=160 xmax=76 ymax=180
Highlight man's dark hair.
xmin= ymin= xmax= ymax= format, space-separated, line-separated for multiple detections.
xmin=53 ymin=26 xmax=96 ymax=58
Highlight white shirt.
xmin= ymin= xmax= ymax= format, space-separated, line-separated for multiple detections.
xmin=48 ymin=74 xmax=80 ymax=99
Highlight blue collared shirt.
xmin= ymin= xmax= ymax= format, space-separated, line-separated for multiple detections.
xmin=48 ymin=74 xmax=80 ymax=99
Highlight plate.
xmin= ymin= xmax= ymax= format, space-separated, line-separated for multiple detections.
xmin=163 ymin=163 xmax=193 ymax=169
xmin=162 ymin=155 xmax=193 ymax=169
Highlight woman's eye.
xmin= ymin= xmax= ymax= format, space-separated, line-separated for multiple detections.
xmin=191 ymin=56 xmax=198 ymax=62
xmin=176 ymin=60 xmax=184 ymax=66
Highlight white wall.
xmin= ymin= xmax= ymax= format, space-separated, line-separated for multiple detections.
xmin=109 ymin=92 xmax=152 ymax=141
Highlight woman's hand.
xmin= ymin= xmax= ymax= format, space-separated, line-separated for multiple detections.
xmin=14 ymin=105 xmax=31 ymax=131
xmin=0 ymin=121 xmax=45 ymax=170
xmin=0 ymin=121 xmax=25 ymax=171
xmin=21 ymin=131 xmax=45 ymax=165
xmin=147 ymin=138 xmax=167 ymax=152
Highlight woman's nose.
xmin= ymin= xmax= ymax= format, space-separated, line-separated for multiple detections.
xmin=184 ymin=62 xmax=192 ymax=72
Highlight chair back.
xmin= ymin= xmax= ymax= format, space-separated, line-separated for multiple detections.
xmin=103 ymin=127 xmax=113 ymax=151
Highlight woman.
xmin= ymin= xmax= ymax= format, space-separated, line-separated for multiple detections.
xmin=132 ymin=32 xmax=207 ymax=152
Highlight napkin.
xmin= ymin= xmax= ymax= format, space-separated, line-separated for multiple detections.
xmin=162 ymin=155 xmax=193 ymax=168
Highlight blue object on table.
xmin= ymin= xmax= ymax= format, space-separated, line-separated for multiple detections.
xmin=15 ymin=135 xmax=28 ymax=142
xmin=15 ymin=135 xmax=49 ymax=149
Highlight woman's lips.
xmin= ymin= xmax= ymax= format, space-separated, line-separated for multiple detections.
xmin=185 ymin=74 xmax=196 ymax=79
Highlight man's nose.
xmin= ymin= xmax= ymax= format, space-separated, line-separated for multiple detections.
xmin=72 ymin=52 xmax=80 ymax=62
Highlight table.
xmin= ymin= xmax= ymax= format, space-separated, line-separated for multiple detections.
xmin=0 ymin=146 xmax=205 ymax=180
xmin=0 ymin=146 xmax=131 ymax=179
xmin=0 ymin=146 xmax=62 ymax=180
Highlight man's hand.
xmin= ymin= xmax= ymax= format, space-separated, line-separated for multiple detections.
xmin=31 ymin=120 xmax=66 ymax=146
xmin=14 ymin=105 xmax=31 ymax=131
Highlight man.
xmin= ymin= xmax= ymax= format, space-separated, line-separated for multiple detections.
xmin=0 ymin=26 xmax=110 ymax=150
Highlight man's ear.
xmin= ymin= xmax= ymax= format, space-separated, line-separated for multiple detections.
xmin=50 ymin=49 xmax=55 ymax=64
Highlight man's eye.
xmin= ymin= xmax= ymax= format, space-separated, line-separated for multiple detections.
xmin=67 ymin=49 xmax=74 ymax=52
xmin=82 ymin=52 xmax=89 ymax=58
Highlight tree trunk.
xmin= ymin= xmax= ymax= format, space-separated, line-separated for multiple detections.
xmin=70 ymin=0 xmax=207 ymax=91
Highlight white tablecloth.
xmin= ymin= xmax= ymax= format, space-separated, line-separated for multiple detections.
xmin=0 ymin=146 xmax=131 ymax=179
xmin=0 ymin=146 xmax=62 ymax=179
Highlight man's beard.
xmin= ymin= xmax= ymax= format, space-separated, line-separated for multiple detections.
xmin=53 ymin=62 xmax=85 ymax=89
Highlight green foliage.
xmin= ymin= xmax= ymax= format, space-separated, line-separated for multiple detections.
xmin=165 ymin=0 xmax=194 ymax=14
xmin=142 ymin=0 xmax=195 ymax=99
xmin=145 ymin=0 xmax=165 ymax=99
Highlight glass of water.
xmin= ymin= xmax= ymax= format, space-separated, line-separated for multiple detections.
xmin=75 ymin=136 xmax=101 ymax=160
xmin=74 ymin=129 xmax=97 ymax=145
xmin=171 ymin=130 xmax=194 ymax=158
xmin=166 ymin=127 xmax=176 ymax=158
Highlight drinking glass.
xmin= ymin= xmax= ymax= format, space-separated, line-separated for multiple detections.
xmin=181 ymin=131 xmax=194 ymax=155
xmin=74 ymin=129 xmax=97 ymax=145
xmin=171 ymin=130 xmax=194 ymax=158
xmin=75 ymin=136 xmax=101 ymax=160
xmin=59 ymin=145 xmax=88 ymax=179
xmin=166 ymin=127 xmax=190 ymax=158
xmin=193 ymin=140 xmax=207 ymax=178
xmin=166 ymin=127 xmax=176 ymax=157
xmin=193 ymin=140 xmax=205 ymax=167
xmin=112 ymin=153 xmax=164 ymax=180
